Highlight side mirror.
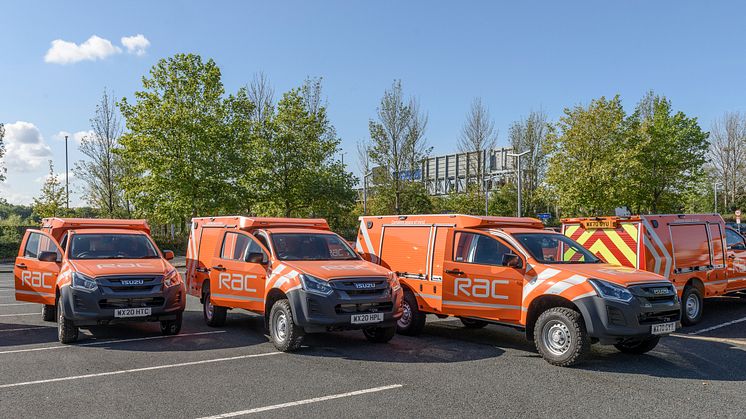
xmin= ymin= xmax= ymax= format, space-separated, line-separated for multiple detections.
xmin=163 ymin=250 xmax=175 ymax=260
xmin=38 ymin=251 xmax=59 ymax=263
xmin=246 ymin=252 xmax=268 ymax=265
xmin=502 ymin=253 xmax=523 ymax=269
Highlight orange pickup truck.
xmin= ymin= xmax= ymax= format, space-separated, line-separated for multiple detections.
xmin=563 ymin=214 xmax=746 ymax=325
xmin=14 ymin=218 xmax=186 ymax=343
xmin=357 ymin=214 xmax=680 ymax=366
xmin=185 ymin=216 xmax=403 ymax=351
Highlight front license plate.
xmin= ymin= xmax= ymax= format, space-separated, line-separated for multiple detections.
xmin=351 ymin=312 xmax=384 ymax=324
xmin=651 ymin=321 xmax=676 ymax=335
xmin=114 ymin=308 xmax=152 ymax=318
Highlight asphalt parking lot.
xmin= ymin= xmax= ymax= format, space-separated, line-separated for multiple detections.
xmin=2 ymin=268 xmax=746 ymax=418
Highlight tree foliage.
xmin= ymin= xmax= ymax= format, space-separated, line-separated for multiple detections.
xmin=546 ymin=96 xmax=630 ymax=215
xmin=75 ymin=89 xmax=128 ymax=217
xmin=625 ymin=92 xmax=709 ymax=213
xmin=33 ymin=161 xmax=66 ymax=218
xmin=368 ymin=80 xmax=432 ymax=214
xmin=509 ymin=110 xmax=550 ymax=215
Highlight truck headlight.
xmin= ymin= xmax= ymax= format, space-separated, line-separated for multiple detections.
xmin=300 ymin=274 xmax=333 ymax=296
xmin=71 ymin=272 xmax=98 ymax=292
xmin=163 ymin=269 xmax=181 ymax=287
xmin=589 ymin=279 xmax=633 ymax=303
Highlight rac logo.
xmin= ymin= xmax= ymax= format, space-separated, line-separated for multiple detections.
xmin=219 ymin=272 xmax=257 ymax=292
xmin=454 ymin=277 xmax=508 ymax=299
xmin=21 ymin=271 xmax=53 ymax=289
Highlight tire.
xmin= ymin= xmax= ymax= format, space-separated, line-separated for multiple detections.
xmin=57 ymin=297 xmax=78 ymax=344
xmin=534 ymin=307 xmax=590 ymax=367
xmin=269 ymin=299 xmax=304 ymax=352
xmin=681 ymin=286 xmax=703 ymax=326
xmin=363 ymin=325 xmax=396 ymax=343
xmin=160 ymin=311 xmax=183 ymax=335
xmin=460 ymin=318 xmax=488 ymax=329
xmin=203 ymin=284 xmax=227 ymax=327
xmin=614 ymin=336 xmax=660 ymax=354
xmin=396 ymin=290 xmax=426 ymax=336
xmin=42 ymin=304 xmax=56 ymax=322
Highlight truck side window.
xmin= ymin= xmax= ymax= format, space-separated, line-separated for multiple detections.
xmin=726 ymin=228 xmax=745 ymax=248
xmin=23 ymin=232 xmax=41 ymax=258
xmin=221 ymin=232 xmax=251 ymax=260
xmin=454 ymin=232 xmax=510 ymax=266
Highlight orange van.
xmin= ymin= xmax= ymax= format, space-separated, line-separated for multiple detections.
xmin=562 ymin=214 xmax=746 ymax=325
xmin=185 ymin=216 xmax=403 ymax=351
xmin=357 ymin=214 xmax=680 ymax=366
xmin=14 ymin=218 xmax=186 ymax=343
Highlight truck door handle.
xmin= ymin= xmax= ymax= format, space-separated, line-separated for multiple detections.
xmin=211 ymin=265 xmax=226 ymax=271
xmin=15 ymin=263 xmax=27 ymax=269
xmin=195 ymin=267 xmax=209 ymax=273
xmin=445 ymin=269 xmax=464 ymax=275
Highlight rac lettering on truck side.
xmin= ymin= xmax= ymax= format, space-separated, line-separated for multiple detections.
xmin=21 ymin=271 xmax=54 ymax=289
xmin=454 ymin=277 xmax=508 ymax=299
xmin=219 ymin=272 xmax=257 ymax=292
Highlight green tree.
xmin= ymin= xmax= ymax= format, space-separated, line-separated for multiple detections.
xmin=250 ymin=80 xmax=356 ymax=220
xmin=118 ymin=54 xmax=253 ymax=223
xmin=509 ymin=110 xmax=550 ymax=216
xmin=546 ymin=96 xmax=632 ymax=216
xmin=33 ymin=161 xmax=66 ymax=218
xmin=625 ymin=92 xmax=709 ymax=213
xmin=368 ymin=80 xmax=431 ymax=214
xmin=435 ymin=184 xmax=485 ymax=215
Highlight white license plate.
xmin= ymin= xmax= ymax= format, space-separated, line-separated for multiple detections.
xmin=651 ymin=322 xmax=676 ymax=335
xmin=351 ymin=312 xmax=384 ymax=324
xmin=114 ymin=308 xmax=152 ymax=318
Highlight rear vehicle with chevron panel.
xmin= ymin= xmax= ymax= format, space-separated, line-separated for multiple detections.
xmin=563 ymin=214 xmax=746 ymax=325
xmin=186 ymin=216 xmax=403 ymax=351
xmin=357 ymin=214 xmax=680 ymax=366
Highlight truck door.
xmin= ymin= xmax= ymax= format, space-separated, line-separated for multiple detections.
xmin=442 ymin=230 xmax=525 ymax=322
xmin=724 ymin=227 xmax=746 ymax=291
xmin=14 ymin=229 xmax=62 ymax=305
xmin=209 ymin=230 xmax=270 ymax=313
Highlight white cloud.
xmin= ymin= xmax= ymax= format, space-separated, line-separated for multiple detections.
xmin=54 ymin=130 xmax=94 ymax=144
xmin=44 ymin=35 xmax=122 ymax=65
xmin=3 ymin=121 xmax=53 ymax=172
xmin=121 ymin=34 xmax=150 ymax=56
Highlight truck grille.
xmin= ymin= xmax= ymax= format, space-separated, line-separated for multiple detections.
xmin=638 ymin=310 xmax=680 ymax=325
xmin=335 ymin=302 xmax=393 ymax=314
xmin=331 ymin=277 xmax=389 ymax=297
xmin=99 ymin=297 xmax=165 ymax=309
xmin=98 ymin=275 xmax=163 ymax=293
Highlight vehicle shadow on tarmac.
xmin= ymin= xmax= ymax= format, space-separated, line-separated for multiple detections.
xmin=0 ymin=311 xmax=269 ymax=351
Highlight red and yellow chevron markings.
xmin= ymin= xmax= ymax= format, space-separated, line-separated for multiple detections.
xmin=564 ymin=223 xmax=639 ymax=268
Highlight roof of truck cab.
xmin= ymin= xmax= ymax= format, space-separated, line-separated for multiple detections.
xmin=360 ymin=214 xmax=544 ymax=229
xmin=192 ymin=216 xmax=330 ymax=231
xmin=41 ymin=218 xmax=150 ymax=241
xmin=263 ymin=228 xmax=337 ymax=235
xmin=499 ymin=227 xmax=558 ymax=234
xmin=68 ymin=228 xmax=147 ymax=235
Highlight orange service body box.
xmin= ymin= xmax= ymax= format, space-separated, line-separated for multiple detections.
xmin=357 ymin=214 xmax=680 ymax=366
xmin=562 ymin=214 xmax=746 ymax=325
xmin=185 ymin=216 xmax=403 ymax=351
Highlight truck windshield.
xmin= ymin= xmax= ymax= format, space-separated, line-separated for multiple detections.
xmin=271 ymin=233 xmax=359 ymax=261
xmin=69 ymin=234 xmax=160 ymax=260
xmin=513 ymin=233 xmax=601 ymax=264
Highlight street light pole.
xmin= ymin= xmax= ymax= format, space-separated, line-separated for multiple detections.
xmin=65 ymin=135 xmax=69 ymax=210
xmin=363 ymin=171 xmax=372 ymax=216
xmin=507 ymin=150 xmax=529 ymax=217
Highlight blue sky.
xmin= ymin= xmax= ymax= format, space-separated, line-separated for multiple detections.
xmin=1 ymin=1 xmax=745 ymax=206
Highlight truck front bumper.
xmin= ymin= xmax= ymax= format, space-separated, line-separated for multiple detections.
xmin=286 ymin=286 xmax=403 ymax=333
xmin=59 ymin=283 xmax=186 ymax=326
xmin=574 ymin=292 xmax=680 ymax=345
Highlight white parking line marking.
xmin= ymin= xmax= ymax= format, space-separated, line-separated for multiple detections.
xmin=0 ymin=351 xmax=281 ymax=389
xmin=197 ymin=384 xmax=404 ymax=418
xmin=672 ymin=333 xmax=746 ymax=347
xmin=0 ymin=313 xmax=38 ymax=317
xmin=0 ymin=330 xmax=227 ymax=355
xmin=0 ymin=327 xmax=52 ymax=333
xmin=0 ymin=302 xmax=34 ymax=306
xmin=690 ymin=316 xmax=746 ymax=335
